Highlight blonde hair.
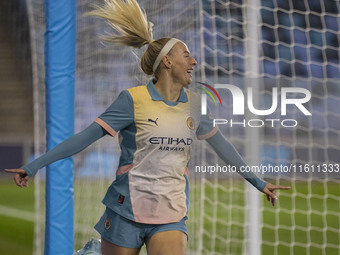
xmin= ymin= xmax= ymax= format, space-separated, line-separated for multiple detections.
xmin=87 ymin=0 xmax=174 ymax=77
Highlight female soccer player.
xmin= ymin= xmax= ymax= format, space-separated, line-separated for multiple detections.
xmin=6 ymin=0 xmax=290 ymax=254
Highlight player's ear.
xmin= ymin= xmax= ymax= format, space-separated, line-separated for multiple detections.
xmin=162 ymin=55 xmax=172 ymax=69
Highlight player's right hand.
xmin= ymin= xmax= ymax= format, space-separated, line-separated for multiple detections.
xmin=5 ymin=169 xmax=29 ymax=188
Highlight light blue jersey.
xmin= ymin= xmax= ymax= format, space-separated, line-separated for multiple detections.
xmin=95 ymin=80 xmax=217 ymax=224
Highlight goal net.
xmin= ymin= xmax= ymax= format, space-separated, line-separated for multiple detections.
xmin=27 ymin=0 xmax=340 ymax=254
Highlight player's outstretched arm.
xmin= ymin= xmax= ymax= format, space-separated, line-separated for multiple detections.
xmin=205 ymin=130 xmax=290 ymax=206
xmin=5 ymin=122 xmax=107 ymax=186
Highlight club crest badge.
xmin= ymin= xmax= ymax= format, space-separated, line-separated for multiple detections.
xmin=186 ymin=117 xmax=195 ymax=130
xmin=104 ymin=217 xmax=111 ymax=230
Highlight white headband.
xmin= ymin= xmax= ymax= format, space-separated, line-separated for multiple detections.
xmin=152 ymin=38 xmax=180 ymax=73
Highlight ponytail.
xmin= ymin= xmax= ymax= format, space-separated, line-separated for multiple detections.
xmin=87 ymin=0 xmax=154 ymax=48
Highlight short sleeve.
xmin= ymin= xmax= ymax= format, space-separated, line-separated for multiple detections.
xmin=95 ymin=90 xmax=134 ymax=136
xmin=196 ymin=111 xmax=218 ymax=140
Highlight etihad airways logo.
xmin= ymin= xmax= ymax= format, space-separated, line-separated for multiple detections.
xmin=149 ymin=137 xmax=192 ymax=152
xmin=197 ymin=82 xmax=312 ymax=128
xmin=149 ymin=137 xmax=192 ymax=145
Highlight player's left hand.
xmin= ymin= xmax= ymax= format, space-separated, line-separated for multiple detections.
xmin=5 ymin=168 xmax=29 ymax=188
xmin=262 ymin=182 xmax=290 ymax=206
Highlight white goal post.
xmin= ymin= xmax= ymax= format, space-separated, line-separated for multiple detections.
xmin=26 ymin=0 xmax=340 ymax=254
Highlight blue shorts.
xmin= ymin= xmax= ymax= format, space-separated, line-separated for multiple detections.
xmin=94 ymin=207 xmax=188 ymax=249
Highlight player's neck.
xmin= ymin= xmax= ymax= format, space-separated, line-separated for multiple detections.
xmin=154 ymin=76 xmax=182 ymax=102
